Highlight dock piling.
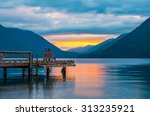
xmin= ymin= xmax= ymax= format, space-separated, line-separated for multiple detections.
xmin=28 ymin=67 xmax=31 ymax=80
xmin=36 ymin=56 xmax=38 ymax=77
xmin=46 ymin=67 xmax=50 ymax=78
xmin=61 ymin=66 xmax=66 ymax=74
xmin=3 ymin=68 xmax=7 ymax=81
xmin=22 ymin=68 xmax=26 ymax=78
xmin=61 ymin=66 xmax=66 ymax=81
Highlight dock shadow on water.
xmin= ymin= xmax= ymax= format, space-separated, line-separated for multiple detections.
xmin=1 ymin=59 xmax=150 ymax=99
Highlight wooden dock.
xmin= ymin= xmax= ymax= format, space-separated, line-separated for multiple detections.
xmin=0 ymin=51 xmax=75 ymax=81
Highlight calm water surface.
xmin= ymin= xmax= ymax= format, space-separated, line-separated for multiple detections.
xmin=0 ymin=59 xmax=150 ymax=99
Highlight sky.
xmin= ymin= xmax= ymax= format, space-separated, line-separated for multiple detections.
xmin=0 ymin=0 xmax=149 ymax=50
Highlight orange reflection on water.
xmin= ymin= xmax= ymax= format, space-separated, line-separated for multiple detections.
xmin=50 ymin=67 xmax=75 ymax=81
xmin=47 ymin=63 xmax=106 ymax=98
xmin=74 ymin=63 xmax=106 ymax=97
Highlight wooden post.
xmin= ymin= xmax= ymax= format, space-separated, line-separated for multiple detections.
xmin=46 ymin=67 xmax=50 ymax=78
xmin=49 ymin=67 xmax=52 ymax=73
xmin=61 ymin=66 xmax=66 ymax=81
xmin=22 ymin=68 xmax=26 ymax=78
xmin=3 ymin=68 xmax=7 ymax=81
xmin=36 ymin=66 xmax=38 ymax=78
xmin=28 ymin=52 xmax=33 ymax=80
xmin=28 ymin=67 xmax=31 ymax=80
xmin=36 ymin=56 xmax=38 ymax=78
xmin=61 ymin=66 xmax=66 ymax=74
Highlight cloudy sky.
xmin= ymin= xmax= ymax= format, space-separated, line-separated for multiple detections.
xmin=0 ymin=0 xmax=149 ymax=50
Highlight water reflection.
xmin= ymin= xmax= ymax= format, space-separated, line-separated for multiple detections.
xmin=1 ymin=59 xmax=150 ymax=99
xmin=103 ymin=64 xmax=150 ymax=99
xmin=74 ymin=63 xmax=106 ymax=98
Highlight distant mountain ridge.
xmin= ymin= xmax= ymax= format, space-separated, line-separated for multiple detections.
xmin=0 ymin=25 xmax=77 ymax=58
xmin=86 ymin=38 xmax=115 ymax=53
xmin=79 ymin=17 xmax=150 ymax=58
xmin=79 ymin=33 xmax=127 ymax=57
xmin=68 ymin=45 xmax=94 ymax=53
xmin=68 ymin=33 xmax=127 ymax=54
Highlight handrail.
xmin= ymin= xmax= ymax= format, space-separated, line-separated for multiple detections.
xmin=0 ymin=51 xmax=32 ymax=54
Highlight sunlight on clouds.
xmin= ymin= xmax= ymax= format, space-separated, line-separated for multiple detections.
xmin=16 ymin=5 xmax=41 ymax=12
xmin=45 ymin=12 xmax=67 ymax=19
xmin=44 ymin=34 xmax=117 ymax=50
xmin=50 ymin=39 xmax=105 ymax=50
xmin=44 ymin=34 xmax=116 ymax=40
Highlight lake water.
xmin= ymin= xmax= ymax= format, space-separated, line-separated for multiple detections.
xmin=0 ymin=59 xmax=150 ymax=99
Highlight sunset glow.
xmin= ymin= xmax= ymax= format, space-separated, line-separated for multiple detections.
xmin=44 ymin=34 xmax=116 ymax=50
xmin=74 ymin=63 xmax=106 ymax=97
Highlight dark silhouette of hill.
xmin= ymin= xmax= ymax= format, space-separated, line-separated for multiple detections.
xmin=79 ymin=17 xmax=150 ymax=58
xmin=0 ymin=25 xmax=77 ymax=58
xmin=79 ymin=33 xmax=127 ymax=57
xmin=87 ymin=39 xmax=115 ymax=53
xmin=68 ymin=45 xmax=94 ymax=53
xmin=99 ymin=18 xmax=150 ymax=58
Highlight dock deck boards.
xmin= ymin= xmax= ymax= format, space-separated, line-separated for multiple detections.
xmin=0 ymin=60 xmax=75 ymax=68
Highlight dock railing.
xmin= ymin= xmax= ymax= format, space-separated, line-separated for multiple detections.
xmin=0 ymin=51 xmax=33 ymax=80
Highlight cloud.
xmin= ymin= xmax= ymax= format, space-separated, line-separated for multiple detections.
xmin=0 ymin=0 xmax=149 ymax=35
xmin=45 ymin=34 xmax=116 ymax=41
xmin=24 ymin=0 xmax=150 ymax=16
xmin=1 ymin=0 xmax=150 ymax=16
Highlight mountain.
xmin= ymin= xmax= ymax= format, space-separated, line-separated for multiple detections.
xmin=86 ymin=38 xmax=115 ymax=53
xmin=69 ymin=33 xmax=127 ymax=54
xmin=68 ymin=45 xmax=94 ymax=53
xmin=79 ymin=33 xmax=127 ymax=57
xmin=79 ymin=18 xmax=150 ymax=58
xmin=97 ymin=17 xmax=150 ymax=58
xmin=0 ymin=25 xmax=77 ymax=58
